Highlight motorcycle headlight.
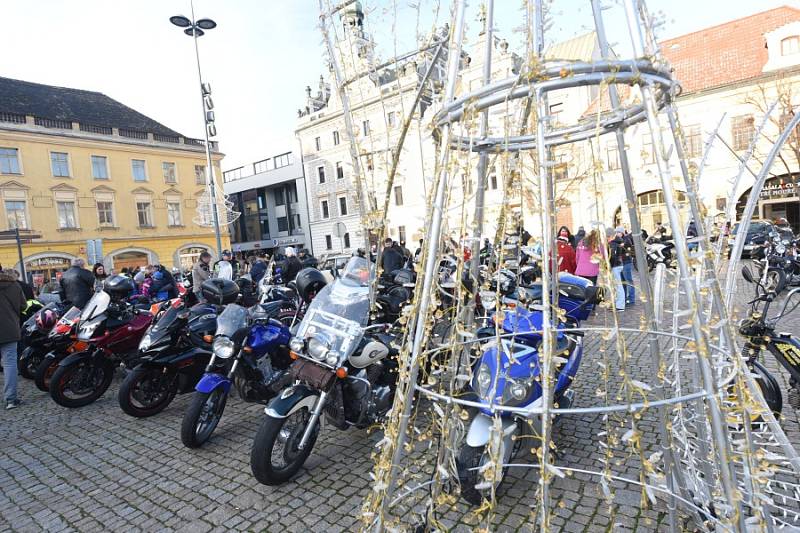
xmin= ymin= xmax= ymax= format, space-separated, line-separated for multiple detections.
xmin=325 ymin=354 xmax=339 ymax=366
xmin=474 ymin=363 xmax=492 ymax=399
xmin=289 ymin=337 xmax=304 ymax=353
xmin=139 ymin=334 xmax=152 ymax=351
xmin=502 ymin=378 xmax=531 ymax=405
xmin=776 ymin=244 xmax=786 ymax=255
xmin=213 ymin=337 xmax=235 ymax=359
xmin=479 ymin=290 xmax=497 ymax=312
xmin=307 ymin=337 xmax=330 ymax=360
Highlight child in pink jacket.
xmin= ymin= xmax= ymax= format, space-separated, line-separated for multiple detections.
xmin=574 ymin=229 xmax=602 ymax=284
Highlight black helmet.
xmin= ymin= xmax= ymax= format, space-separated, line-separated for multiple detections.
xmin=490 ymin=269 xmax=517 ymax=296
xmin=103 ymin=275 xmax=135 ymax=301
xmin=295 ymin=267 xmax=327 ymax=303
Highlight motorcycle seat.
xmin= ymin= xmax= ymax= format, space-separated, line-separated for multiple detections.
xmin=377 ymin=288 xmax=409 ymax=315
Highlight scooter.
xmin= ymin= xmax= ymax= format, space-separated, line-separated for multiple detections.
xmin=645 ymin=236 xmax=674 ymax=271
xmin=457 ymin=281 xmax=601 ymax=504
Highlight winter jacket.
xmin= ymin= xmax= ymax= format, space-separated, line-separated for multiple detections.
xmin=0 ymin=270 xmax=26 ymax=343
xmin=574 ymin=240 xmax=600 ymax=278
xmin=192 ymin=261 xmax=212 ymax=295
xmin=621 ymin=234 xmax=635 ymax=264
xmin=608 ymin=237 xmax=626 ymax=268
xmin=59 ymin=266 xmax=96 ymax=309
xmin=280 ymin=256 xmax=303 ymax=282
xmin=556 ymin=238 xmax=576 ymax=273
xmin=150 ymin=267 xmax=177 ymax=300
xmin=17 ymin=280 xmax=34 ymax=301
xmin=380 ymin=246 xmax=405 ymax=274
xmin=250 ymin=260 xmax=267 ymax=284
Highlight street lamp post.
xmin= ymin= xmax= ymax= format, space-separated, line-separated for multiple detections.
xmin=170 ymin=3 xmax=223 ymax=257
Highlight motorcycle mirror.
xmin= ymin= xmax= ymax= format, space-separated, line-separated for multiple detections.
xmin=741 ymin=266 xmax=754 ymax=284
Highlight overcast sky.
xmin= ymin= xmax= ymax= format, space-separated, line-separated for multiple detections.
xmin=1 ymin=0 xmax=798 ymax=172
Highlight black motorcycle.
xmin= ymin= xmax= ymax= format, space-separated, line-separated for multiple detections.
xmin=17 ymin=302 xmax=67 ymax=379
xmin=250 ymin=256 xmax=402 ymax=485
xmin=117 ymin=299 xmax=218 ymax=417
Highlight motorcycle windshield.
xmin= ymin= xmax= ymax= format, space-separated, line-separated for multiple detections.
xmin=81 ymin=291 xmax=110 ymax=322
xmin=215 ymin=304 xmax=248 ymax=338
xmin=296 ymin=257 xmax=371 ymax=362
xmin=150 ymin=305 xmax=181 ymax=337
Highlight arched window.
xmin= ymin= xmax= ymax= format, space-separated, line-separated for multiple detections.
xmin=781 ymin=36 xmax=799 ymax=56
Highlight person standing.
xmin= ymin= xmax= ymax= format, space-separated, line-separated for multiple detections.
xmin=1 ymin=269 xmax=27 ymax=409
xmin=575 ymin=229 xmax=601 ymax=284
xmin=413 ymin=239 xmax=424 ymax=263
xmin=620 ymin=227 xmax=636 ymax=306
xmin=686 ymin=220 xmax=698 ymax=251
xmin=250 ymin=253 xmax=268 ymax=284
xmin=214 ymin=250 xmax=240 ymax=278
xmin=280 ymin=247 xmax=303 ymax=282
xmin=608 ymin=228 xmax=627 ymax=311
xmin=13 ymin=270 xmax=34 ymax=301
xmin=556 ymin=235 xmax=576 ymax=273
xmin=192 ymin=252 xmax=212 ymax=301
xmin=573 ymin=226 xmax=586 ymax=250
xmin=59 ymin=258 xmax=96 ymax=309
xmin=380 ymin=238 xmax=405 ymax=275
xmin=92 ymin=262 xmax=108 ymax=291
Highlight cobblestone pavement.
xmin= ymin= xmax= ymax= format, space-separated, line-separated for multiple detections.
xmin=1 ymin=265 xmax=798 ymax=532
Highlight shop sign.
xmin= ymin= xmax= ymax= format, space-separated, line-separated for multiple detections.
xmin=27 ymin=257 xmax=70 ymax=267
xmin=759 ymin=180 xmax=799 ymax=199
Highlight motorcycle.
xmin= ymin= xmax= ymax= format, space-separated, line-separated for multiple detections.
xmin=739 ymin=266 xmax=800 ymax=415
xmin=250 ymin=256 xmax=400 ymax=485
xmin=17 ymin=302 xmax=68 ymax=379
xmin=33 ymin=306 xmax=84 ymax=391
xmin=457 ymin=277 xmax=601 ymax=504
xmin=179 ymin=300 xmax=296 ymax=448
xmin=49 ymin=279 xmax=153 ymax=408
xmin=645 ymin=235 xmax=674 ymax=271
xmin=117 ymin=297 xmax=218 ymax=417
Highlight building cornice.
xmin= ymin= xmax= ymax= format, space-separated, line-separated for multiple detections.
xmin=676 ymin=65 xmax=800 ymax=101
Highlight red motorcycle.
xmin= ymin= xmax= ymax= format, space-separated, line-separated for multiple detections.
xmin=50 ymin=277 xmax=154 ymax=408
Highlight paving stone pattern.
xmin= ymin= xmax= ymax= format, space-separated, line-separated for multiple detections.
xmin=1 ymin=266 xmax=798 ymax=532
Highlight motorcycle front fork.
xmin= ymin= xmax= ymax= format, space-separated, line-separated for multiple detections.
xmin=203 ymin=353 xmax=240 ymax=379
xmin=298 ymin=390 xmax=328 ymax=450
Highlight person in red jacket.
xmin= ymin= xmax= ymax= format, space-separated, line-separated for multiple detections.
xmin=556 ymin=236 xmax=576 ymax=273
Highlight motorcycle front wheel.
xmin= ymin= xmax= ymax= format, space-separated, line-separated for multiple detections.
xmin=180 ymin=389 xmax=228 ymax=448
xmin=50 ymin=358 xmax=114 ymax=408
xmin=457 ymin=444 xmax=504 ymax=505
xmin=118 ymin=365 xmax=178 ymax=418
xmin=250 ymin=409 xmax=318 ymax=485
xmin=17 ymin=347 xmax=44 ymax=380
xmin=34 ymin=355 xmax=62 ymax=392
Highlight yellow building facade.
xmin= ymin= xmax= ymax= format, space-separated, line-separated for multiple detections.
xmin=0 ymin=77 xmax=228 ymax=286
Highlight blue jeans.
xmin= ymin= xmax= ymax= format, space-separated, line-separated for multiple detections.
xmin=2 ymin=341 xmax=18 ymax=403
xmin=622 ymin=261 xmax=635 ymax=304
xmin=612 ymin=266 xmax=625 ymax=310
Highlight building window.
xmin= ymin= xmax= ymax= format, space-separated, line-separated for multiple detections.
xmin=195 ymin=165 xmax=206 ymax=185
xmin=362 ymin=120 xmax=370 ymax=136
xmin=641 ymin=134 xmax=655 ymax=164
xmin=387 ymin=111 xmax=396 ymax=127
xmin=315 ymin=136 xmax=321 ymax=151
xmin=136 ymin=201 xmax=153 ymax=227
xmin=394 ymin=186 xmax=404 ymax=206
xmin=549 ymin=102 xmax=563 ymax=124
xmin=398 ymin=225 xmax=406 ymax=243
xmin=606 ymin=144 xmax=620 ymax=170
xmin=336 ymin=161 xmax=344 ymax=179
xmin=782 ymin=36 xmax=800 ymax=56
xmin=5 ymin=200 xmax=27 ymax=229
xmin=254 ymin=159 xmax=271 ymax=174
xmin=132 ymin=159 xmax=148 ymax=182
xmin=97 ymin=201 xmax=114 ymax=226
xmin=489 ymin=174 xmax=498 ymax=190
xmin=274 ymin=152 xmax=291 ymax=168
xmin=338 ymin=196 xmax=348 ymax=216
xmin=333 ymin=131 xmax=340 ymax=145
xmin=162 ymin=162 xmax=177 ymax=183
xmin=167 ymin=202 xmax=182 ymax=226
xmin=344 ymin=232 xmax=351 ymax=248
xmin=51 ymin=152 xmax=70 ymax=177
xmin=684 ymin=125 xmax=702 ymax=158
xmin=732 ymin=115 xmax=755 ymax=151
xmin=321 ymin=200 xmax=330 ymax=219
xmin=277 ymin=216 xmax=288 ymax=232
xmin=318 ymin=166 xmax=326 ymax=184
xmin=91 ymin=155 xmax=108 ymax=179
xmin=274 ymin=188 xmax=285 ymax=206
xmin=57 ymin=201 xmax=77 ymax=229
xmin=291 ymin=213 xmax=301 ymax=230
xmin=0 ymin=148 xmax=21 ymax=174
xmin=325 ymin=235 xmax=333 ymax=250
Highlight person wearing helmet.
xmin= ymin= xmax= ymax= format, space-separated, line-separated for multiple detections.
xmin=279 ymin=247 xmax=302 ymax=282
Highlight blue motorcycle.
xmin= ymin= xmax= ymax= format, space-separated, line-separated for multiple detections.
xmin=180 ymin=302 xmax=295 ymax=448
xmin=457 ymin=276 xmax=600 ymax=504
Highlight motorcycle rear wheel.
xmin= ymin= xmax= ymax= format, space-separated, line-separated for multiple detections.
xmin=50 ymin=358 xmax=114 ymax=408
xmin=251 ymin=409 xmax=318 ymax=485
xmin=34 ymin=355 xmax=62 ymax=392
xmin=180 ymin=389 xmax=228 ymax=448
xmin=118 ymin=365 xmax=178 ymax=418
